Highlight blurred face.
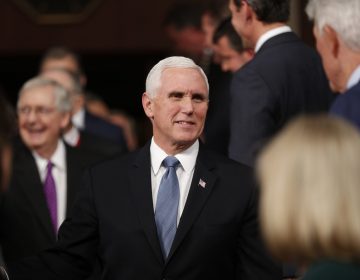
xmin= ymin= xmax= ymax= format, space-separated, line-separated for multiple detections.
xmin=41 ymin=55 xmax=86 ymax=87
xmin=142 ymin=68 xmax=208 ymax=154
xmin=165 ymin=26 xmax=206 ymax=61
xmin=202 ymin=13 xmax=216 ymax=49
xmin=313 ymin=26 xmax=343 ymax=93
xmin=214 ymin=36 xmax=252 ymax=72
xmin=18 ymin=85 xmax=70 ymax=158
xmin=41 ymin=56 xmax=79 ymax=75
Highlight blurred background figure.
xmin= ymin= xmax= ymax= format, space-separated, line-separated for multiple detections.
xmin=163 ymin=1 xmax=207 ymax=66
xmin=85 ymin=93 xmax=138 ymax=151
xmin=40 ymin=46 xmax=128 ymax=151
xmin=306 ymin=0 xmax=360 ymax=130
xmin=212 ymin=17 xmax=254 ymax=73
xmin=42 ymin=68 xmax=126 ymax=157
xmin=0 ymin=91 xmax=16 ymax=191
xmin=258 ymin=114 xmax=360 ymax=279
xmin=0 ymin=77 xmax=99 ymax=270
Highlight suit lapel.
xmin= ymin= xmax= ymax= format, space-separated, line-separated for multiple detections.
xmin=167 ymin=147 xmax=217 ymax=262
xmin=15 ymin=146 xmax=55 ymax=241
xmin=128 ymin=143 xmax=164 ymax=264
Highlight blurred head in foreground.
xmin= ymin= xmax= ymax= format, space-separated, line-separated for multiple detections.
xmin=258 ymin=114 xmax=360 ymax=264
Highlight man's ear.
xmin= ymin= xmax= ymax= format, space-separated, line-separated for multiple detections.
xmin=142 ymin=92 xmax=154 ymax=119
xmin=60 ymin=112 xmax=71 ymax=130
xmin=242 ymin=0 xmax=254 ymax=22
xmin=323 ymin=25 xmax=340 ymax=59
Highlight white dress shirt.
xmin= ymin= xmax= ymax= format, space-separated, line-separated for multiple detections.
xmin=33 ymin=140 xmax=67 ymax=231
xmin=62 ymin=125 xmax=80 ymax=147
xmin=346 ymin=65 xmax=360 ymax=90
xmin=150 ymin=138 xmax=199 ymax=225
xmin=72 ymin=107 xmax=86 ymax=130
xmin=255 ymin=25 xmax=292 ymax=53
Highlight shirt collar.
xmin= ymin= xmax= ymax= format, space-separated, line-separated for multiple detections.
xmin=33 ymin=140 xmax=66 ymax=172
xmin=255 ymin=25 xmax=292 ymax=53
xmin=346 ymin=65 xmax=360 ymax=90
xmin=62 ymin=125 xmax=80 ymax=147
xmin=150 ymin=138 xmax=199 ymax=175
xmin=72 ymin=107 xmax=85 ymax=130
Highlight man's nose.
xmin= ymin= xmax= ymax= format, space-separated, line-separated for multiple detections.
xmin=181 ymin=97 xmax=194 ymax=113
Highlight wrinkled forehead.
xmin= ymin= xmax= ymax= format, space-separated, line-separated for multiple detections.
xmin=160 ymin=67 xmax=209 ymax=94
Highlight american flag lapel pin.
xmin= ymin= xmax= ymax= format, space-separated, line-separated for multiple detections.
xmin=198 ymin=178 xmax=206 ymax=188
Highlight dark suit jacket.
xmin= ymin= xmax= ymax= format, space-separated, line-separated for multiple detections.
xmin=302 ymin=260 xmax=360 ymax=280
xmin=84 ymin=110 xmax=128 ymax=151
xmin=8 ymin=143 xmax=281 ymax=280
xmin=0 ymin=140 xmax=99 ymax=263
xmin=229 ymin=32 xmax=333 ymax=167
xmin=329 ymin=81 xmax=360 ymax=129
xmin=78 ymin=130 xmax=126 ymax=159
xmin=204 ymin=63 xmax=233 ymax=156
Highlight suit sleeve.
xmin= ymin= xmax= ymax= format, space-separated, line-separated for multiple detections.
xmin=236 ymin=184 xmax=282 ymax=280
xmin=229 ymin=69 xmax=276 ymax=167
xmin=7 ymin=169 xmax=99 ymax=280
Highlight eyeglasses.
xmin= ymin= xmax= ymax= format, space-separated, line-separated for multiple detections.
xmin=17 ymin=106 xmax=56 ymax=117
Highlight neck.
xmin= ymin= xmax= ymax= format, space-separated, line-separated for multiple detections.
xmin=34 ymin=142 xmax=58 ymax=160
xmin=338 ymin=46 xmax=360 ymax=93
xmin=251 ymin=22 xmax=287 ymax=47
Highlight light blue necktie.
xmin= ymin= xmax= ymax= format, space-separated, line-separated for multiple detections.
xmin=155 ymin=156 xmax=180 ymax=258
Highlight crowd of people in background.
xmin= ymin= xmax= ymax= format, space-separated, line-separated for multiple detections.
xmin=0 ymin=0 xmax=360 ymax=279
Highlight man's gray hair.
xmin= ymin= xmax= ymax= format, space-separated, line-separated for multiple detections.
xmin=306 ymin=0 xmax=360 ymax=51
xmin=145 ymin=56 xmax=209 ymax=98
xmin=18 ymin=77 xmax=72 ymax=112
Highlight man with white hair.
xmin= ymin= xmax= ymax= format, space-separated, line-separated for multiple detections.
xmin=306 ymin=0 xmax=360 ymax=129
xmin=3 ymin=56 xmax=281 ymax=280
xmin=0 ymin=77 xmax=99 ymax=266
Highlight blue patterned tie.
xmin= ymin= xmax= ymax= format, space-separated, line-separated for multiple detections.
xmin=155 ymin=156 xmax=180 ymax=258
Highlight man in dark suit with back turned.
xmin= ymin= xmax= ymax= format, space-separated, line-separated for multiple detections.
xmin=3 ymin=56 xmax=281 ymax=280
xmin=306 ymin=0 xmax=360 ymax=130
xmin=228 ymin=0 xmax=333 ymax=167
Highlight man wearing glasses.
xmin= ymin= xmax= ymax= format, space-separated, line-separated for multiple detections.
xmin=0 ymin=77 xmax=98 ymax=272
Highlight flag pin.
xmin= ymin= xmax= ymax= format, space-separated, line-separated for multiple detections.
xmin=199 ymin=179 xmax=206 ymax=188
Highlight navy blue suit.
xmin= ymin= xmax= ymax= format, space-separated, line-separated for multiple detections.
xmin=330 ymin=81 xmax=360 ymax=129
xmin=84 ymin=110 xmax=127 ymax=151
xmin=229 ymin=32 xmax=333 ymax=167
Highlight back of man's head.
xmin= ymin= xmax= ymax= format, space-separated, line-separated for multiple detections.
xmin=233 ymin=0 xmax=290 ymax=23
xmin=306 ymin=0 xmax=360 ymax=52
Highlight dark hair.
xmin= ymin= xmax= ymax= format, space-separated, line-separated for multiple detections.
xmin=233 ymin=0 xmax=290 ymax=23
xmin=213 ymin=17 xmax=245 ymax=53
xmin=40 ymin=46 xmax=84 ymax=76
